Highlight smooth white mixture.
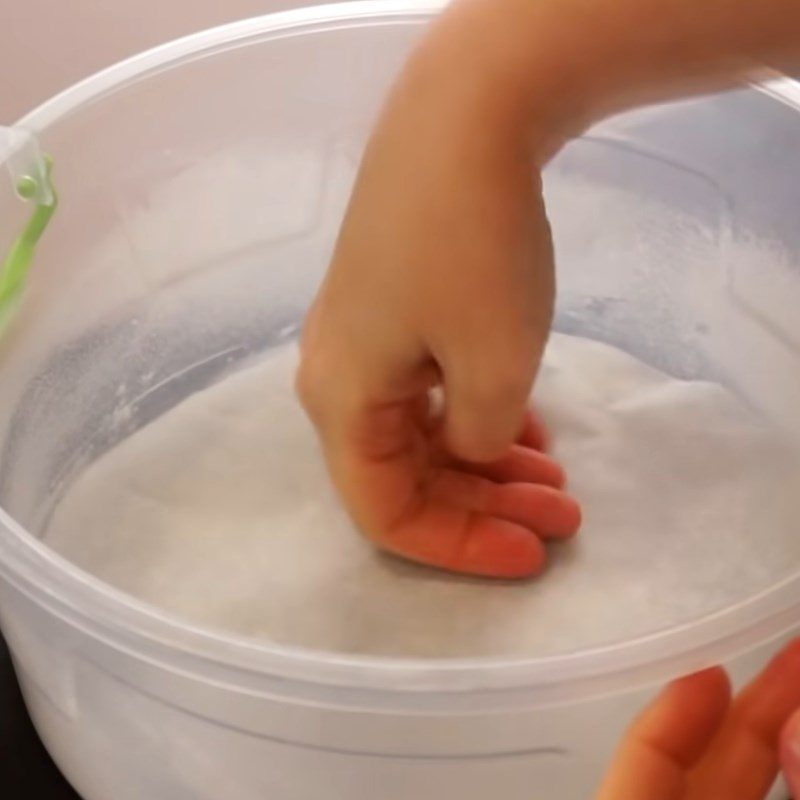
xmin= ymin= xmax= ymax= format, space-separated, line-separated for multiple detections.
xmin=45 ymin=333 xmax=800 ymax=658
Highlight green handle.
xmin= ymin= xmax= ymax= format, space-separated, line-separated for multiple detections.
xmin=0 ymin=155 xmax=57 ymax=332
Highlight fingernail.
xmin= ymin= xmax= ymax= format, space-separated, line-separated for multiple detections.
xmin=780 ymin=709 xmax=800 ymax=797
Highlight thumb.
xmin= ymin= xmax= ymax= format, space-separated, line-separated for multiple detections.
xmin=442 ymin=343 xmax=539 ymax=463
xmin=440 ymin=188 xmax=554 ymax=464
xmin=780 ymin=707 xmax=800 ymax=797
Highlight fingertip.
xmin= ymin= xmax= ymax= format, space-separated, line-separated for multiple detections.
xmin=550 ymin=460 xmax=567 ymax=489
xmin=637 ymin=666 xmax=731 ymax=769
xmin=555 ymin=492 xmax=582 ymax=536
xmin=772 ymin=636 xmax=800 ymax=671
xmin=518 ymin=448 xmax=566 ymax=489
xmin=662 ymin=666 xmax=732 ymax=734
xmin=667 ymin=666 xmax=731 ymax=701
xmin=457 ymin=515 xmax=547 ymax=579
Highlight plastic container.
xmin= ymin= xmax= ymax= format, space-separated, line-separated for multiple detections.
xmin=1 ymin=2 xmax=800 ymax=798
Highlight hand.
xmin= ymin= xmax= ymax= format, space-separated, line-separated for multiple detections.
xmin=297 ymin=33 xmax=580 ymax=578
xmin=596 ymin=638 xmax=800 ymax=800
xmin=780 ymin=707 xmax=800 ymax=797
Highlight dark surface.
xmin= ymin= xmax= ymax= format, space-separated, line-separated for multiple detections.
xmin=0 ymin=634 xmax=81 ymax=798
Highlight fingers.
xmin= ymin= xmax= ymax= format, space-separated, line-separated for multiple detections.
xmin=298 ymin=318 xmax=576 ymax=578
xmin=307 ymin=395 xmax=543 ymax=578
xmin=487 ymin=482 xmax=581 ymax=536
xmin=331 ymin=439 xmax=578 ymax=578
xmin=304 ymin=386 xmax=578 ymax=578
xmin=595 ymin=668 xmax=731 ymax=800
xmin=596 ymin=638 xmax=800 ymax=800
xmin=687 ymin=637 xmax=800 ymax=800
xmin=780 ymin=708 xmax=800 ymax=798
xmin=428 ymin=469 xmax=581 ymax=539
xmin=384 ymin=504 xmax=548 ymax=578
xmin=518 ymin=409 xmax=550 ymax=451
xmin=451 ymin=443 xmax=565 ymax=488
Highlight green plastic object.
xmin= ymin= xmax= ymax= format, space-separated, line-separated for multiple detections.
xmin=0 ymin=155 xmax=57 ymax=337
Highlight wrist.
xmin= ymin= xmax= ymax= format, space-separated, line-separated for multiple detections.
xmin=402 ymin=0 xmax=623 ymax=163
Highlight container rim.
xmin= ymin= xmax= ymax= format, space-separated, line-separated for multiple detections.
xmin=2 ymin=0 xmax=800 ymax=702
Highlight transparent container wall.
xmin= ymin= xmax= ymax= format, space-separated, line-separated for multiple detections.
xmin=0 ymin=23 xmax=423 ymax=531
xmin=1 ymin=17 xmax=800 ymax=535
xmin=550 ymin=89 xmax=800 ymax=424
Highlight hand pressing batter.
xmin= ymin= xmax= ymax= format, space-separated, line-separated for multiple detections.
xmin=298 ymin=0 xmax=800 ymax=577
xmin=298 ymin=62 xmax=581 ymax=578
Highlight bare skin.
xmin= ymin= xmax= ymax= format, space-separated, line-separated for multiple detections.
xmin=297 ymin=0 xmax=800 ymax=579
xmin=597 ymin=638 xmax=800 ymax=800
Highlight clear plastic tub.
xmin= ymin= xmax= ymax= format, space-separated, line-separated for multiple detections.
xmin=1 ymin=2 xmax=800 ymax=798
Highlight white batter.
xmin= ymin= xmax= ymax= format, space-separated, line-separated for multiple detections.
xmin=45 ymin=334 xmax=800 ymax=658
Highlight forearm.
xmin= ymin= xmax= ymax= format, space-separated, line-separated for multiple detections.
xmin=405 ymin=0 xmax=800 ymax=157
xmin=546 ymin=0 xmax=800 ymax=116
